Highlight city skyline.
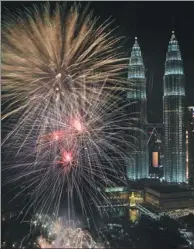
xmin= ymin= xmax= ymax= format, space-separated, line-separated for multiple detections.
xmin=126 ymin=31 xmax=187 ymax=183
xmin=2 ymin=1 xmax=193 ymax=185
xmin=1 ymin=2 xmax=194 ymax=249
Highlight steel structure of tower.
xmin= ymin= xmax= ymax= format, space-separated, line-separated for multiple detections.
xmin=127 ymin=37 xmax=148 ymax=180
xmin=163 ymin=31 xmax=186 ymax=183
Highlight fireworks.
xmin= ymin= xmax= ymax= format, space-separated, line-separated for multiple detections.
xmin=32 ymin=214 xmax=105 ymax=248
xmin=2 ymin=2 xmax=127 ymax=120
xmin=2 ymin=2 xmax=134 ymax=216
xmin=38 ymin=228 xmax=104 ymax=248
xmin=2 ymin=94 xmax=133 ymax=216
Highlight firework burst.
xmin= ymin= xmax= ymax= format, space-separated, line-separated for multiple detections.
xmin=31 ymin=214 xmax=105 ymax=248
xmin=3 ymin=92 xmax=134 ymax=217
xmin=2 ymin=3 xmax=135 ymax=216
xmin=2 ymin=2 xmax=127 ymax=120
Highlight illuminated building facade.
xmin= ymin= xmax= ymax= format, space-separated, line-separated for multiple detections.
xmin=102 ymin=187 xmax=144 ymax=207
xmin=127 ymin=37 xmax=148 ymax=180
xmin=97 ymin=187 xmax=143 ymax=220
xmin=97 ymin=187 xmax=129 ymax=218
xmin=187 ymin=107 xmax=194 ymax=186
xmin=104 ymin=187 xmax=129 ymax=205
xmin=163 ymin=31 xmax=186 ymax=183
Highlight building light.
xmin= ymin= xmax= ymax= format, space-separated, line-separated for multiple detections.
xmin=152 ymin=152 xmax=159 ymax=167
xmin=105 ymin=187 xmax=126 ymax=193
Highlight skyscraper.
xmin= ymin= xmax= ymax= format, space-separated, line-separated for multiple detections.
xmin=187 ymin=107 xmax=194 ymax=186
xmin=127 ymin=37 xmax=148 ymax=180
xmin=163 ymin=31 xmax=186 ymax=183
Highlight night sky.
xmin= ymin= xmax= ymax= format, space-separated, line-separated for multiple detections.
xmin=2 ymin=1 xmax=194 ymax=123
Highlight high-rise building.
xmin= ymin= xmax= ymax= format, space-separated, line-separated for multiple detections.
xmin=163 ymin=31 xmax=186 ymax=183
xmin=187 ymin=106 xmax=194 ymax=186
xmin=127 ymin=37 xmax=148 ymax=180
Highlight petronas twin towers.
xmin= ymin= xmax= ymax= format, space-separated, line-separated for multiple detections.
xmin=127 ymin=31 xmax=186 ymax=183
xmin=127 ymin=37 xmax=148 ymax=180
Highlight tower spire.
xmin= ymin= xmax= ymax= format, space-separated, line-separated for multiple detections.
xmin=130 ymin=36 xmax=142 ymax=59
xmin=171 ymin=30 xmax=176 ymax=41
xmin=172 ymin=15 xmax=175 ymax=33
xmin=134 ymin=36 xmax=138 ymax=46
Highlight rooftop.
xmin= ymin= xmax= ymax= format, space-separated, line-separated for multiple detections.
xmin=148 ymin=185 xmax=191 ymax=194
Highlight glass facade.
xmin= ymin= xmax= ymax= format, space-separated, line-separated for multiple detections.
xmin=126 ymin=37 xmax=148 ymax=180
xmin=163 ymin=32 xmax=186 ymax=183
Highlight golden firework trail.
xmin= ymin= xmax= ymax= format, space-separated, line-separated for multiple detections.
xmin=2 ymin=3 xmax=127 ymax=121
